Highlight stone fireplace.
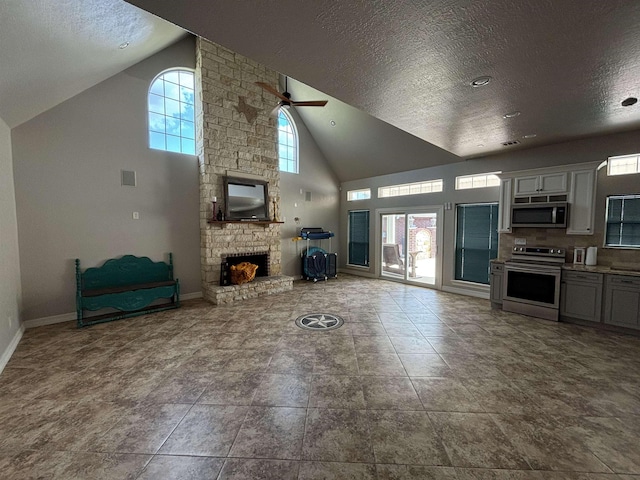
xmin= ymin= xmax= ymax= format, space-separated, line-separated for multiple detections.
xmin=196 ymin=38 xmax=293 ymax=304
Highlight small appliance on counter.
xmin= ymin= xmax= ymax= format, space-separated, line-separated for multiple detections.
xmin=585 ymin=246 xmax=598 ymax=266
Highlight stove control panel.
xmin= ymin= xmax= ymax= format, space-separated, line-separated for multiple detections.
xmin=512 ymin=246 xmax=565 ymax=258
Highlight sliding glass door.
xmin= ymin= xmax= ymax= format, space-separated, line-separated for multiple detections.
xmin=379 ymin=208 xmax=441 ymax=287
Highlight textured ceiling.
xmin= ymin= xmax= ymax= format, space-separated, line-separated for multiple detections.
xmin=0 ymin=0 xmax=186 ymax=128
xmin=284 ymin=78 xmax=460 ymax=181
xmin=126 ymin=0 xmax=640 ymax=163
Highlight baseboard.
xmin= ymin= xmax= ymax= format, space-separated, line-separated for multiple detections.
xmin=24 ymin=291 xmax=204 ymax=329
xmin=181 ymin=291 xmax=203 ymax=301
xmin=0 ymin=324 xmax=25 ymax=375
xmin=442 ymin=285 xmax=490 ymax=300
xmin=23 ymin=312 xmax=76 ymax=329
xmin=338 ymin=267 xmax=377 ymax=278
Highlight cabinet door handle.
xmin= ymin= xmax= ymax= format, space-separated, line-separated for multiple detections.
xmin=619 ymin=279 xmax=634 ymax=284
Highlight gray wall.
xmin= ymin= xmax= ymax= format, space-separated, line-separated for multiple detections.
xmin=0 ymin=115 xmax=23 ymax=362
xmin=12 ymin=37 xmax=201 ymax=321
xmin=280 ymin=108 xmax=340 ymax=277
xmin=340 ymin=128 xmax=640 ymax=294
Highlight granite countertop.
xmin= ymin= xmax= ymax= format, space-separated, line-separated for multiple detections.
xmin=562 ymin=264 xmax=640 ymax=277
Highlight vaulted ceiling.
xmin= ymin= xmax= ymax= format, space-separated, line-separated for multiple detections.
xmin=127 ymin=0 xmax=640 ymax=163
xmin=3 ymin=1 xmax=640 ymax=181
xmin=0 ymin=0 xmax=185 ymax=128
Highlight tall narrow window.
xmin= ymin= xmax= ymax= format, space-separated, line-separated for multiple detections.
xmin=455 ymin=203 xmax=498 ymax=284
xmin=606 ymin=195 xmax=640 ymax=247
xmin=278 ymin=109 xmax=298 ymax=173
xmin=348 ymin=210 xmax=370 ymax=267
xmin=148 ymin=69 xmax=195 ymax=155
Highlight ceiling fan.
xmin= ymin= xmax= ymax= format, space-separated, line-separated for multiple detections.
xmin=256 ymin=77 xmax=327 ymax=115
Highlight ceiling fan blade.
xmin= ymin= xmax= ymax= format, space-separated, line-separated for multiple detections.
xmin=269 ymin=103 xmax=281 ymax=117
xmin=255 ymin=82 xmax=289 ymax=102
xmin=290 ymin=100 xmax=328 ymax=107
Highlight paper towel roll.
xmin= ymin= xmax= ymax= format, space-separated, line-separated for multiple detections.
xmin=585 ymin=247 xmax=598 ymax=266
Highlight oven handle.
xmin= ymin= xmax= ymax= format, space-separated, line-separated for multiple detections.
xmin=504 ymin=264 xmax=562 ymax=275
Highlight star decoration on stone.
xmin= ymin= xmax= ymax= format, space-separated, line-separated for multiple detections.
xmin=235 ymin=95 xmax=259 ymax=124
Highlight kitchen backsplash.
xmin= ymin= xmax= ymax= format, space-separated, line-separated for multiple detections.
xmin=498 ymin=229 xmax=640 ymax=269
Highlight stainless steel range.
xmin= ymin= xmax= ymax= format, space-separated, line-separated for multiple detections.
xmin=502 ymin=246 xmax=566 ymax=321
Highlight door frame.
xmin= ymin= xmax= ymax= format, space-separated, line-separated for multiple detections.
xmin=374 ymin=205 xmax=444 ymax=290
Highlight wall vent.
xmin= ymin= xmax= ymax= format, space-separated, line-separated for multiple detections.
xmin=121 ymin=170 xmax=136 ymax=186
xmin=501 ymin=140 xmax=520 ymax=147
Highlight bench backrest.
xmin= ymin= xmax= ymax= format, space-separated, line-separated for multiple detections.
xmin=77 ymin=254 xmax=173 ymax=290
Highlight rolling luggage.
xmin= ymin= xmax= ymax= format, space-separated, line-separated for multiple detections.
xmin=325 ymin=252 xmax=338 ymax=278
xmin=303 ymin=246 xmax=328 ymax=282
xmin=299 ymin=228 xmax=337 ymax=282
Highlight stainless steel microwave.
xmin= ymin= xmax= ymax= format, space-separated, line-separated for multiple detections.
xmin=511 ymin=202 xmax=568 ymax=228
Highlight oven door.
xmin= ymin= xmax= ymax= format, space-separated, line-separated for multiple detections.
xmin=503 ymin=263 xmax=561 ymax=309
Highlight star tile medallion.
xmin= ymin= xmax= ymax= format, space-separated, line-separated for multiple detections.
xmin=295 ymin=313 xmax=344 ymax=331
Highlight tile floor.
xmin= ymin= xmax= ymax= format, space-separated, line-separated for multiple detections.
xmin=2 ymin=274 xmax=640 ymax=479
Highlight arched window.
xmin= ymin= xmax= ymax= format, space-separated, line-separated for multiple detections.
xmin=278 ymin=109 xmax=298 ymax=173
xmin=148 ymin=69 xmax=195 ymax=155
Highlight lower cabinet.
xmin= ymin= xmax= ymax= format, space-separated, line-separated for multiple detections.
xmin=603 ymin=275 xmax=640 ymax=330
xmin=490 ymin=262 xmax=504 ymax=305
xmin=560 ymin=270 xmax=603 ymax=323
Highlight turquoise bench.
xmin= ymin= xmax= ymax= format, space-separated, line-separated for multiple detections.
xmin=75 ymin=254 xmax=180 ymax=328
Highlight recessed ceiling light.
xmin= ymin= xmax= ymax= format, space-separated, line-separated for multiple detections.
xmin=119 ymin=42 xmax=130 ymax=49
xmin=470 ymin=76 xmax=492 ymax=87
xmin=523 ymin=134 xmax=537 ymax=139
xmin=503 ymin=111 xmax=521 ymax=119
xmin=330 ymin=120 xmax=336 ymax=126
xmin=622 ymin=97 xmax=638 ymax=107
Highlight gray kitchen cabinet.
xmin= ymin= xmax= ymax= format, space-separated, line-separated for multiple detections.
xmin=560 ymin=270 xmax=603 ymax=323
xmin=490 ymin=262 xmax=504 ymax=305
xmin=497 ymin=178 xmax=512 ymax=233
xmin=603 ymin=274 xmax=640 ymax=330
xmin=566 ymin=169 xmax=596 ymax=235
xmin=514 ymin=172 xmax=568 ymax=196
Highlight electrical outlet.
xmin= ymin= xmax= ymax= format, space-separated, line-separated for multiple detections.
xmin=133 ymin=212 xmax=139 ymax=220
xmin=7 ymin=315 xmax=12 ymax=329
xmin=515 ymin=238 xmax=527 ymax=245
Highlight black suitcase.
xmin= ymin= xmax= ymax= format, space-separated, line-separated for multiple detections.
xmin=325 ymin=252 xmax=338 ymax=278
xmin=303 ymin=247 xmax=327 ymax=282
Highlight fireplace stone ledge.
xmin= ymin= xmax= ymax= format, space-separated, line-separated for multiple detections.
xmin=203 ymin=275 xmax=294 ymax=305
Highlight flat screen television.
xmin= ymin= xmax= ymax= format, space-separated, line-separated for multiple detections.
xmin=224 ymin=176 xmax=270 ymax=221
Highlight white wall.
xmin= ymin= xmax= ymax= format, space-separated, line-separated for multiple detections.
xmin=12 ymin=37 xmax=201 ymax=321
xmin=0 ymin=115 xmax=23 ymax=368
xmin=340 ymin=128 xmax=640 ymax=294
xmin=280 ymin=108 xmax=341 ymax=278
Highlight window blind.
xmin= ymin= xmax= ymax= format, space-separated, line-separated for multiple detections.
xmin=348 ymin=210 xmax=370 ymax=266
xmin=455 ymin=204 xmax=498 ymax=284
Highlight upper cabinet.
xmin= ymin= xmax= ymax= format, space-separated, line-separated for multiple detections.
xmin=498 ymin=162 xmax=600 ymax=235
xmin=567 ymin=169 xmax=596 ymax=235
xmin=498 ymin=178 xmax=512 ymax=233
xmin=514 ymin=172 xmax=568 ymax=196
